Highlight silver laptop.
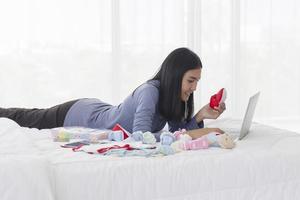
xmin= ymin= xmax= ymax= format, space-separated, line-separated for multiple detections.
xmin=228 ymin=92 xmax=260 ymax=141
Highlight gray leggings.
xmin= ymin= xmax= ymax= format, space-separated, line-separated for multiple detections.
xmin=0 ymin=100 xmax=78 ymax=129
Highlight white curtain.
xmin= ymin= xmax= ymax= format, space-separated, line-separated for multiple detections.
xmin=0 ymin=0 xmax=299 ymax=131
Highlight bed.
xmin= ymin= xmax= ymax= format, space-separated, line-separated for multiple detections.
xmin=1 ymin=117 xmax=300 ymax=200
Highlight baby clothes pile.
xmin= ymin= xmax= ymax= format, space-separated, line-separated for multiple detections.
xmin=52 ymin=124 xmax=235 ymax=158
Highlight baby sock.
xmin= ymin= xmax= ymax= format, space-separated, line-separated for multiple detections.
xmin=129 ymin=131 xmax=156 ymax=144
xmin=112 ymin=123 xmax=130 ymax=139
xmin=173 ymin=129 xmax=187 ymax=140
xmin=181 ymin=137 xmax=210 ymax=150
xmin=216 ymin=133 xmax=235 ymax=149
xmin=160 ymin=132 xmax=176 ymax=145
xmin=142 ymin=132 xmax=157 ymax=144
xmin=203 ymin=132 xmax=235 ymax=149
xmin=209 ymin=88 xmax=227 ymax=109
xmin=131 ymin=131 xmax=143 ymax=141
xmin=108 ymin=130 xmax=125 ymax=141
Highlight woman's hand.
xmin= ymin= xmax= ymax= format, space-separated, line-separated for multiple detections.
xmin=195 ymin=102 xmax=226 ymax=122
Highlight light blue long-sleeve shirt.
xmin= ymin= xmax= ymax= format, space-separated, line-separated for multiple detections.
xmin=63 ymin=80 xmax=204 ymax=133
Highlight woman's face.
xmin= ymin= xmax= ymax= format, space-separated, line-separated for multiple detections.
xmin=181 ymin=68 xmax=201 ymax=102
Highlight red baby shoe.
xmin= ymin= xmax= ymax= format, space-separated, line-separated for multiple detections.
xmin=112 ymin=123 xmax=130 ymax=139
xmin=209 ymin=88 xmax=227 ymax=109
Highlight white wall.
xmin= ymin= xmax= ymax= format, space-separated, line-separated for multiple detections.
xmin=1 ymin=0 xmax=299 ymax=132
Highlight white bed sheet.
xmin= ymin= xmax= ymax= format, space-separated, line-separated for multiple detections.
xmin=1 ymin=117 xmax=300 ymax=200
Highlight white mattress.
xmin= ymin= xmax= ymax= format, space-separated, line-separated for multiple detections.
xmin=1 ymin=117 xmax=300 ymax=200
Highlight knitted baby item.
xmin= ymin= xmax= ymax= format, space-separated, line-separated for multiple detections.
xmin=173 ymin=129 xmax=192 ymax=141
xmin=112 ymin=123 xmax=130 ymax=139
xmin=170 ymin=141 xmax=184 ymax=152
xmin=160 ymin=132 xmax=176 ymax=145
xmin=142 ymin=132 xmax=157 ymax=144
xmin=217 ymin=133 xmax=235 ymax=149
xmin=52 ymin=129 xmax=70 ymax=142
xmin=210 ymin=88 xmax=227 ymax=109
xmin=130 ymin=131 xmax=156 ymax=144
xmin=174 ymin=129 xmax=185 ymax=139
xmin=131 ymin=131 xmax=143 ymax=141
xmin=204 ymin=131 xmax=235 ymax=149
xmin=171 ymin=129 xmax=192 ymax=152
xmin=157 ymin=145 xmax=175 ymax=156
xmin=171 ymin=132 xmax=235 ymax=151
xmin=108 ymin=130 xmax=124 ymax=141
xmin=172 ymin=137 xmax=209 ymax=151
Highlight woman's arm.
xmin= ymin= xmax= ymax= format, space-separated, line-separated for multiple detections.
xmin=168 ymin=117 xmax=204 ymax=132
xmin=132 ymin=84 xmax=159 ymax=132
xmin=185 ymin=127 xmax=224 ymax=139
xmin=168 ymin=103 xmax=226 ymax=132
xmin=194 ymin=103 xmax=226 ymax=123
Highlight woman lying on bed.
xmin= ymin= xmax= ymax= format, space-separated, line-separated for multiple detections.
xmin=0 ymin=47 xmax=225 ymax=139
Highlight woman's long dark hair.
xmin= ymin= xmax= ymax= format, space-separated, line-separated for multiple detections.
xmin=150 ymin=47 xmax=202 ymax=122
